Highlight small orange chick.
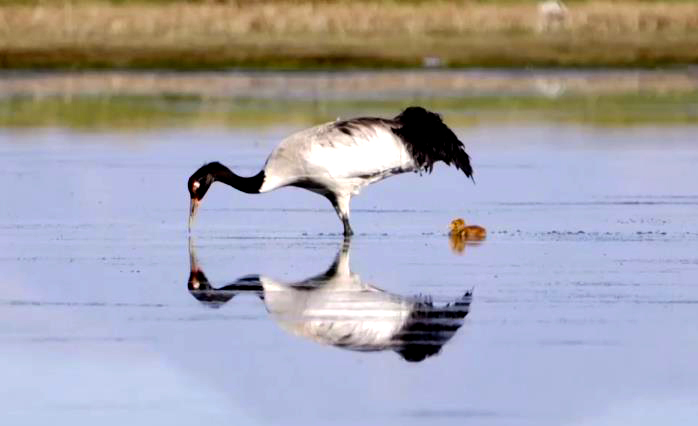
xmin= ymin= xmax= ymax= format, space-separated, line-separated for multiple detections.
xmin=448 ymin=218 xmax=486 ymax=254
xmin=449 ymin=218 xmax=487 ymax=241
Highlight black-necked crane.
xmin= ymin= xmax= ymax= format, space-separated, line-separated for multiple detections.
xmin=187 ymin=106 xmax=473 ymax=235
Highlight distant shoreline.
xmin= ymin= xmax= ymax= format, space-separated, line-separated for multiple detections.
xmin=3 ymin=69 xmax=698 ymax=98
xmin=1 ymin=1 xmax=698 ymax=69
xmin=2 ymin=69 xmax=697 ymax=128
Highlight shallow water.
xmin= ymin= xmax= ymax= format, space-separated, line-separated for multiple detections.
xmin=2 ymin=72 xmax=698 ymax=425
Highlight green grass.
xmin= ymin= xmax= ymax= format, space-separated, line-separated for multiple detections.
xmin=3 ymin=92 xmax=697 ymax=130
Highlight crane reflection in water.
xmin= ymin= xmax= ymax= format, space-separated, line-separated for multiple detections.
xmin=187 ymin=239 xmax=472 ymax=363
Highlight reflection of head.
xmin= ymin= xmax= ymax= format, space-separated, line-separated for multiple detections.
xmin=188 ymin=268 xmax=235 ymax=308
xmin=188 ymin=268 xmax=262 ymax=308
xmin=393 ymin=292 xmax=472 ymax=362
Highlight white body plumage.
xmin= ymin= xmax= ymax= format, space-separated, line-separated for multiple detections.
xmin=260 ymin=120 xmax=416 ymax=195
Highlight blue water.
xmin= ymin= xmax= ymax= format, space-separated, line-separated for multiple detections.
xmin=2 ymin=124 xmax=698 ymax=425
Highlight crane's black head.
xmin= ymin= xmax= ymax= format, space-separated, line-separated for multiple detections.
xmin=187 ymin=162 xmax=226 ymax=231
xmin=188 ymin=163 xmax=221 ymax=201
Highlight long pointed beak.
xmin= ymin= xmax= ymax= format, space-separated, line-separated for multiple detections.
xmin=188 ymin=199 xmax=200 ymax=232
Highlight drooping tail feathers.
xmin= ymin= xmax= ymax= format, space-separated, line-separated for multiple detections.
xmin=392 ymin=106 xmax=473 ymax=179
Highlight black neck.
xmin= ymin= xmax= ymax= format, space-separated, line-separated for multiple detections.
xmin=213 ymin=165 xmax=265 ymax=194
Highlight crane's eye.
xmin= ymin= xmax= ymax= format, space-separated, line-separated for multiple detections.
xmin=192 ymin=181 xmax=201 ymax=191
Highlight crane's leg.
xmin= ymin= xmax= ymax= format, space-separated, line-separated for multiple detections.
xmin=342 ymin=217 xmax=354 ymax=237
xmin=328 ymin=193 xmax=353 ymax=236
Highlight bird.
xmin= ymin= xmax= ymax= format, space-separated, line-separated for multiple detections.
xmin=537 ymin=0 xmax=569 ymax=33
xmin=188 ymin=238 xmax=473 ymax=363
xmin=449 ymin=218 xmax=487 ymax=241
xmin=448 ymin=218 xmax=486 ymax=254
xmin=187 ymin=106 xmax=473 ymax=235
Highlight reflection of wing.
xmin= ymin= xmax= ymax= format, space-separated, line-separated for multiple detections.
xmin=394 ymin=291 xmax=472 ymax=362
xmin=186 ymin=238 xmax=473 ymax=362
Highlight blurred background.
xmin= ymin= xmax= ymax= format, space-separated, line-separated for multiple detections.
xmin=0 ymin=0 xmax=697 ymax=128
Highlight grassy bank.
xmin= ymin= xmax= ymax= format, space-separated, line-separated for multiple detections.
xmin=3 ymin=91 xmax=698 ymax=129
xmin=1 ymin=1 xmax=698 ymax=69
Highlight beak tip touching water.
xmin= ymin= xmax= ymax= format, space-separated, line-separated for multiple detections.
xmin=188 ymin=199 xmax=199 ymax=232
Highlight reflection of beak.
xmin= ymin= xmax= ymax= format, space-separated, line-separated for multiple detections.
xmin=188 ymin=235 xmax=198 ymax=271
xmin=188 ymin=199 xmax=200 ymax=232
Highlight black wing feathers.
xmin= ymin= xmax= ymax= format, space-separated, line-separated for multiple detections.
xmin=392 ymin=106 xmax=473 ymax=178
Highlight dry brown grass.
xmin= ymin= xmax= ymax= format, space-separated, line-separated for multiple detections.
xmin=1 ymin=1 xmax=698 ymax=68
